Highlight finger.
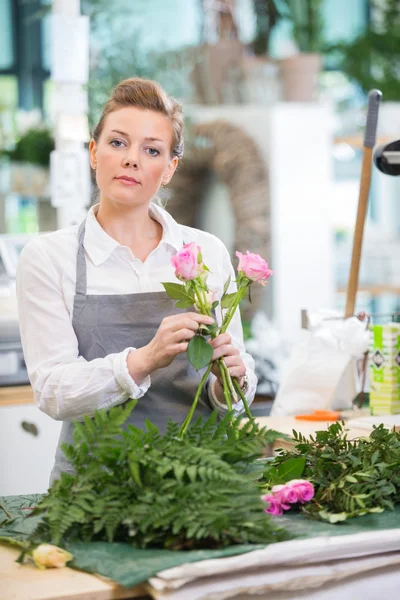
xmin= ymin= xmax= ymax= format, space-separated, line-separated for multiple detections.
xmin=186 ymin=312 xmax=215 ymax=325
xmin=171 ymin=342 xmax=189 ymax=354
xmin=209 ymin=333 xmax=231 ymax=349
xmin=227 ymin=366 xmax=246 ymax=379
xmin=168 ymin=314 xmax=214 ymax=333
xmin=222 ymin=355 xmax=243 ymax=368
xmin=171 ymin=328 xmax=196 ymax=343
xmin=212 ymin=344 xmax=239 ymax=361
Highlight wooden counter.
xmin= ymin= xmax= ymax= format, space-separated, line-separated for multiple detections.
xmin=0 ymin=415 xmax=378 ymax=600
xmin=0 ymin=386 xmax=272 ymax=408
xmin=0 ymin=385 xmax=34 ymax=406
xmin=0 ymin=543 xmax=148 ymax=600
xmin=256 ymin=415 xmax=372 ymax=451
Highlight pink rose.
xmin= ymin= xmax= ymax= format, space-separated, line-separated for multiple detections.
xmin=171 ymin=242 xmax=204 ymax=281
xmin=261 ymin=494 xmax=283 ymax=516
xmin=236 ymin=251 xmax=273 ymax=286
xmin=273 ymin=486 xmax=299 ymax=510
xmin=287 ymin=479 xmax=314 ymax=503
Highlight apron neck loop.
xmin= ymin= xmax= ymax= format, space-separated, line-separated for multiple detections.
xmin=75 ymin=220 xmax=87 ymax=296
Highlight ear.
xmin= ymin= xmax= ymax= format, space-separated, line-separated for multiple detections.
xmin=89 ymin=139 xmax=97 ymax=170
xmin=162 ymin=156 xmax=179 ymax=185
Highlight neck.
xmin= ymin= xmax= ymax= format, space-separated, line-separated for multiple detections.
xmin=96 ymin=199 xmax=162 ymax=248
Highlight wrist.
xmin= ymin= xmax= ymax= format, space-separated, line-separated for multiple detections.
xmin=127 ymin=346 xmax=154 ymax=384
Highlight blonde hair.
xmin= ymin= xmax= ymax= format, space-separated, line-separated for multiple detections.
xmin=92 ymin=77 xmax=184 ymax=159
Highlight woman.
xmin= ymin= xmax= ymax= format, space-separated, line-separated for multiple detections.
xmin=16 ymin=78 xmax=257 ymax=483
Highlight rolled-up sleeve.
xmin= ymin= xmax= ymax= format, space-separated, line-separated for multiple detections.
xmin=207 ymin=242 xmax=257 ymax=415
xmin=16 ymin=240 xmax=150 ymax=422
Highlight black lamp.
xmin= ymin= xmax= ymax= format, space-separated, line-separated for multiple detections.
xmin=373 ymin=138 xmax=400 ymax=176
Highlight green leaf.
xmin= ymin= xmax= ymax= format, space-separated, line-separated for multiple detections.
xmin=223 ymin=275 xmax=231 ymax=296
xmin=129 ymin=460 xmax=142 ymax=487
xmin=221 ymin=292 xmax=236 ymax=310
xmin=187 ymin=335 xmax=213 ymax=370
xmin=319 ymin=511 xmax=348 ymax=524
xmin=345 ymin=475 xmax=358 ymax=483
xmin=277 ymin=457 xmax=306 ymax=482
xmin=161 ymin=282 xmax=195 ymax=304
xmin=211 ymin=300 xmax=219 ymax=309
xmin=176 ymin=298 xmax=195 ymax=308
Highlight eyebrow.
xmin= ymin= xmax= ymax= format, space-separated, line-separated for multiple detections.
xmin=111 ymin=129 xmax=165 ymax=144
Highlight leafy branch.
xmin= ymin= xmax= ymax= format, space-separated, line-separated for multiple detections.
xmin=262 ymin=421 xmax=400 ymax=523
xmin=26 ymin=402 xmax=291 ymax=550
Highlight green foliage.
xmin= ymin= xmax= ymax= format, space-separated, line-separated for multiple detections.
xmin=187 ymin=335 xmax=213 ymax=370
xmin=1 ymin=128 xmax=54 ymax=167
xmin=28 ymin=402 xmax=290 ymax=550
xmin=251 ymin=0 xmax=284 ymax=56
xmin=325 ymin=0 xmax=400 ymax=100
xmin=282 ymin=0 xmax=324 ymax=53
xmin=221 ymin=292 xmax=237 ymax=310
xmin=161 ymin=282 xmax=195 ymax=309
xmin=264 ymin=457 xmax=306 ymax=486
xmin=263 ymin=422 xmax=400 ymax=523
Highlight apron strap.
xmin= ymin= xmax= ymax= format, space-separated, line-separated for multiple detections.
xmin=75 ymin=220 xmax=87 ymax=296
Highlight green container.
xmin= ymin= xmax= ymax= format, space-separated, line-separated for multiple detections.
xmin=369 ymin=323 xmax=400 ymax=415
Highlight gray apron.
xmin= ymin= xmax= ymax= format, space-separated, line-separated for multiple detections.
xmin=50 ymin=219 xmax=212 ymax=484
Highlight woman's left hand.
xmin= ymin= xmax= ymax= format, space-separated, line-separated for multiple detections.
xmin=209 ymin=333 xmax=246 ymax=386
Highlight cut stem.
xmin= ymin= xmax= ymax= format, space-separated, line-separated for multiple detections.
xmin=179 ymin=362 xmax=213 ymax=437
xmin=233 ymin=378 xmax=254 ymax=421
xmin=218 ymin=359 xmax=233 ymax=413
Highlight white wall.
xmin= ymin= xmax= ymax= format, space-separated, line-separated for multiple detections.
xmin=186 ymin=103 xmax=335 ymax=343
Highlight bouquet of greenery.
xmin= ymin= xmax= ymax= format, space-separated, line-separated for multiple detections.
xmin=16 ymin=245 xmax=287 ymax=569
xmin=261 ymin=421 xmax=400 ymax=523
xmin=163 ymin=242 xmax=273 ymax=436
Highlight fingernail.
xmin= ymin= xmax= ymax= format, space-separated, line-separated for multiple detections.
xmin=207 ymin=317 xmax=214 ymax=323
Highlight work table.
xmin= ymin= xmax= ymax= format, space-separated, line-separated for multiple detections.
xmin=0 ymin=385 xmax=34 ymax=406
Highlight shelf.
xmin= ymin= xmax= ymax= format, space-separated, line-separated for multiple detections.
xmin=337 ymin=285 xmax=400 ymax=296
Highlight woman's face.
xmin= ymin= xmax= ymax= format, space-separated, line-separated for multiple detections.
xmin=89 ymin=106 xmax=178 ymax=208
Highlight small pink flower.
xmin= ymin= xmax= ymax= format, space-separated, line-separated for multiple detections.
xmin=274 ymin=486 xmax=299 ymax=510
xmin=236 ymin=251 xmax=273 ymax=286
xmin=171 ymin=242 xmax=204 ymax=281
xmin=261 ymin=494 xmax=283 ymax=516
xmin=287 ymin=479 xmax=314 ymax=503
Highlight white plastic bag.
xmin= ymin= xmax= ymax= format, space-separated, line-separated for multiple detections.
xmin=271 ymin=312 xmax=369 ymax=416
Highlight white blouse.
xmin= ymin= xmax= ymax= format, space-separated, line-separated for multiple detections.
xmin=16 ymin=202 xmax=257 ymax=422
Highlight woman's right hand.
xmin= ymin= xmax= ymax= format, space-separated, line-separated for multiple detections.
xmin=127 ymin=313 xmax=214 ymax=383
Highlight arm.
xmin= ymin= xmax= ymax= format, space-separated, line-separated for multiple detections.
xmin=207 ymin=244 xmax=257 ymax=415
xmin=16 ymin=240 xmax=151 ymax=422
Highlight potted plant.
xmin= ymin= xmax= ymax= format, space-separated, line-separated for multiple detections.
xmin=326 ymin=0 xmax=400 ymax=134
xmin=1 ymin=127 xmax=54 ymax=197
xmin=244 ymin=0 xmax=287 ymax=104
xmin=278 ymin=0 xmax=324 ymax=101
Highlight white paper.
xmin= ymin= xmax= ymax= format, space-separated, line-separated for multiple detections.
xmin=148 ymin=553 xmax=400 ymax=600
xmin=51 ymin=15 xmax=89 ymax=84
xmin=150 ymin=528 xmax=400 ymax=590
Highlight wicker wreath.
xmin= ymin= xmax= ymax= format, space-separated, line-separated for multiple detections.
xmin=166 ymin=119 xmax=271 ymax=319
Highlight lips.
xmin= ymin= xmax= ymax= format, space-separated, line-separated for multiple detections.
xmin=115 ymin=176 xmax=140 ymax=184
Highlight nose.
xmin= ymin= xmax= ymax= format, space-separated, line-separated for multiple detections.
xmin=123 ymin=157 xmax=138 ymax=168
xmin=122 ymin=149 xmax=139 ymax=169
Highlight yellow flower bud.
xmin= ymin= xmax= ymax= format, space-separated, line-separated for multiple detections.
xmin=32 ymin=544 xmax=73 ymax=570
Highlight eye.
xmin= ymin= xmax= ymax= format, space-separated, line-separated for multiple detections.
xmin=146 ymin=147 xmax=160 ymax=157
xmin=110 ymin=139 xmax=125 ymax=148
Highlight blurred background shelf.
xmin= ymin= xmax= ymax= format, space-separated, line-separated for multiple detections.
xmin=337 ymin=285 xmax=400 ymax=295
